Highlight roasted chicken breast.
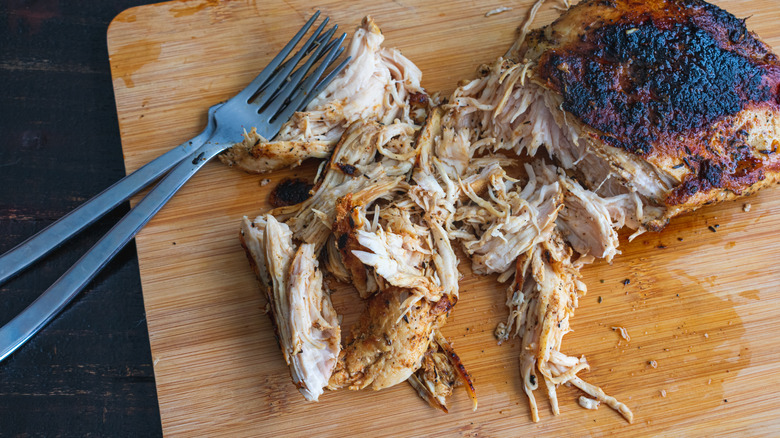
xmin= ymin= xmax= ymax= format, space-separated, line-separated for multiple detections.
xmin=516 ymin=0 xmax=780 ymax=230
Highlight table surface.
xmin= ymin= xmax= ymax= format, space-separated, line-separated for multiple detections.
xmin=0 ymin=1 xmax=161 ymax=436
xmin=3 ymin=1 xmax=780 ymax=436
xmin=109 ymin=1 xmax=780 ymax=436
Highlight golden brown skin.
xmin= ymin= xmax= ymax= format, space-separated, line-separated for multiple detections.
xmin=524 ymin=0 xmax=780 ymax=228
xmin=331 ymin=195 xmax=375 ymax=299
xmin=408 ymin=330 xmax=477 ymax=413
xmin=328 ymin=288 xmax=454 ymax=391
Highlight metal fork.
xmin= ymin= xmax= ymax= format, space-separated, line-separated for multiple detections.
xmin=0 ymin=14 xmax=338 ymax=287
xmin=0 ymin=12 xmax=349 ymax=362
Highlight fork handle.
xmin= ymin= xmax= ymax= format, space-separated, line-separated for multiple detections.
xmin=0 ymin=142 xmax=224 ymax=362
xmin=0 ymin=105 xmax=221 ymax=287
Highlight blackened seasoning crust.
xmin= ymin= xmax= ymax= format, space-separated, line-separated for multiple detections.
xmin=269 ymin=178 xmax=313 ymax=208
xmin=528 ymin=0 xmax=780 ymax=211
xmin=538 ymin=1 xmax=777 ymax=155
xmin=336 ymin=162 xmax=360 ymax=176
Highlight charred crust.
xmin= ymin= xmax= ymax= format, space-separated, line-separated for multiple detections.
xmin=537 ymin=0 xmax=780 ymax=207
xmin=541 ymin=14 xmax=775 ymax=155
xmin=408 ymin=92 xmax=429 ymax=108
xmin=336 ymin=162 xmax=360 ymax=176
xmin=666 ymin=154 xmax=765 ymax=205
xmin=337 ymin=233 xmax=349 ymax=250
xmin=269 ymin=178 xmax=313 ymax=208
xmin=431 ymin=296 xmax=456 ymax=316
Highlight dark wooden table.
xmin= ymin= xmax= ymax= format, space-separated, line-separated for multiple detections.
xmin=1 ymin=1 xmax=162 ymax=436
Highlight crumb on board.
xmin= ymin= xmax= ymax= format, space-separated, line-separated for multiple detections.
xmin=648 ymin=360 xmax=658 ymax=368
xmin=485 ymin=6 xmax=512 ymax=17
xmin=578 ymin=396 xmax=600 ymax=410
xmin=612 ymin=326 xmax=631 ymax=342
xmin=704 ymin=333 xmax=709 ymax=339
xmin=260 ymin=178 xmax=271 ymax=186
xmin=743 ymin=203 xmax=751 ymax=212
xmin=660 ymin=389 xmax=667 ymax=397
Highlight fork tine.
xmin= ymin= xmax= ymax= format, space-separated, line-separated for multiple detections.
xmin=260 ymin=25 xmax=339 ymax=107
xmin=270 ymin=35 xmax=349 ymax=127
xmin=261 ymin=24 xmax=336 ymax=96
xmin=251 ymin=17 xmax=330 ymax=108
xmin=275 ymin=53 xmax=349 ymax=124
xmin=234 ymin=11 xmax=321 ymax=102
xmin=303 ymin=48 xmax=348 ymax=108
xmin=280 ymin=49 xmax=350 ymax=117
xmin=282 ymin=25 xmax=340 ymax=90
xmin=288 ymin=45 xmax=346 ymax=113
xmin=316 ymin=35 xmax=342 ymax=63
xmin=261 ymin=26 xmax=339 ymax=116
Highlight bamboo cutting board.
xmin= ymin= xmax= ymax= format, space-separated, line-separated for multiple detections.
xmin=108 ymin=1 xmax=780 ymax=435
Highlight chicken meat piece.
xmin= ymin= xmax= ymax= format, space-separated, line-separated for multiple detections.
xmin=239 ymin=215 xmax=340 ymax=401
xmin=532 ymin=161 xmax=621 ymax=262
xmin=352 ymin=226 xmax=442 ymax=301
xmin=408 ymin=330 xmax=477 ymax=413
xmin=271 ymin=120 xmax=414 ymax=253
xmin=329 ymin=195 xmax=378 ymax=298
xmin=324 ymin=107 xmax=474 ymax=407
xmin=454 ymin=162 xmax=564 ymax=277
xmin=220 ymin=16 xmax=427 ymax=174
xmin=328 ymin=287 xmax=455 ymax=391
xmin=460 ymin=0 xmax=780 ymax=231
xmin=496 ymin=232 xmax=633 ymax=423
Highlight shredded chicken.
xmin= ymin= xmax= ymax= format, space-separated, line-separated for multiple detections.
xmin=445 ymin=57 xmax=651 ymax=233
xmin=499 ymin=233 xmax=633 ymax=423
xmin=271 ymin=120 xmax=414 ymax=253
xmin=328 ymin=287 xmax=453 ymax=391
xmin=328 ymin=109 xmax=470 ymax=400
xmin=485 ymin=7 xmax=512 ymax=17
xmin=220 ymin=16 xmax=426 ymax=174
xmin=239 ymin=215 xmax=340 ymax=401
xmin=234 ymin=1 xmax=780 ymax=421
xmin=352 ymin=227 xmax=441 ymax=300
xmin=454 ymin=162 xmax=563 ymax=277
xmin=408 ymin=330 xmax=477 ymax=413
xmin=532 ymin=162 xmax=620 ymax=262
xmin=578 ymin=396 xmax=600 ymax=410
xmin=238 ymin=68 xmax=476 ymax=409
xmin=613 ymin=326 xmax=631 ymax=342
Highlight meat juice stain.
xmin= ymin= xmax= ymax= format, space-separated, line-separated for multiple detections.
xmin=168 ymin=0 xmax=221 ymax=18
xmin=738 ymin=289 xmax=760 ymax=301
xmin=575 ymin=268 xmax=749 ymax=432
xmin=109 ymin=40 xmax=162 ymax=88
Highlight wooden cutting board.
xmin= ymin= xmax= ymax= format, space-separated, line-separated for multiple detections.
xmin=108 ymin=0 xmax=780 ymax=435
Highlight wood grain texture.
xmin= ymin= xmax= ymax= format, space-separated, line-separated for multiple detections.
xmin=108 ymin=0 xmax=780 ymax=436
